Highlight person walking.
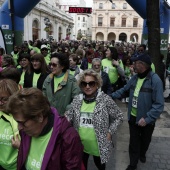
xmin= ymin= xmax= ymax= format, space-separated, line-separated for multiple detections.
xmin=65 ymin=69 xmax=123 ymax=170
xmin=92 ymin=58 xmax=112 ymax=96
xmin=112 ymin=53 xmax=164 ymax=170
xmin=6 ymin=87 xmax=83 ymax=170
xmin=23 ymin=53 xmax=49 ymax=90
xmin=42 ymin=53 xmax=80 ymax=115
xmin=0 ymin=79 xmax=20 ymax=170
xmin=102 ymin=47 xmax=125 ymax=92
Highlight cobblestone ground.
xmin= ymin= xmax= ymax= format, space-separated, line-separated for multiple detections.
xmin=88 ymin=98 xmax=170 ymax=170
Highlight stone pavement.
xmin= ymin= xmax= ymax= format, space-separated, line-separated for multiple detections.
xmin=88 ymin=78 xmax=170 ymax=170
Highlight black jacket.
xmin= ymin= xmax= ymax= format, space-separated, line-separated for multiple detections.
xmin=101 ymin=71 xmax=112 ymax=96
xmin=24 ymin=71 xmax=49 ymax=90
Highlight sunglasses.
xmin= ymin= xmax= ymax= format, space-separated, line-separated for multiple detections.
xmin=41 ymin=48 xmax=48 ymax=51
xmin=80 ymin=81 xmax=96 ymax=88
xmin=49 ymin=62 xmax=58 ymax=67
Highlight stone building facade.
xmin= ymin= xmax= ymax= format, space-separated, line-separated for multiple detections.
xmin=58 ymin=0 xmax=92 ymax=41
xmin=24 ymin=0 xmax=74 ymax=42
xmin=92 ymin=0 xmax=144 ymax=43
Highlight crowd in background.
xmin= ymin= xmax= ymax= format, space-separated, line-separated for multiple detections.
xmin=0 ymin=38 xmax=167 ymax=170
xmin=0 ymin=38 xmax=168 ymax=92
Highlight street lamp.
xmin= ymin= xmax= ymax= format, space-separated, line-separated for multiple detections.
xmin=44 ymin=17 xmax=51 ymax=32
xmin=44 ymin=17 xmax=51 ymax=26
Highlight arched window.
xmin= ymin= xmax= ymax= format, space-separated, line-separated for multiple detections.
xmin=32 ymin=20 xmax=39 ymax=41
xmin=119 ymin=33 xmax=127 ymax=42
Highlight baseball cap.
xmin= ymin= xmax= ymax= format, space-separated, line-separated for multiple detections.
xmin=41 ymin=44 xmax=48 ymax=49
xmin=131 ymin=53 xmax=151 ymax=65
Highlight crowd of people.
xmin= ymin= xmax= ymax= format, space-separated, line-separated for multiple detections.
xmin=0 ymin=38 xmax=166 ymax=170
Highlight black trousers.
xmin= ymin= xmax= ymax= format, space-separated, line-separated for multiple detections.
xmin=128 ymin=115 xmax=155 ymax=166
xmin=0 ymin=166 xmax=5 ymax=170
xmin=83 ymin=152 xmax=105 ymax=170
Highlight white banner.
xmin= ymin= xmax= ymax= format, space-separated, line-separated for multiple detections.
xmin=0 ymin=27 xmax=6 ymax=53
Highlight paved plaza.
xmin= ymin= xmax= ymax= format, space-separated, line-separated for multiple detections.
xmin=88 ymin=79 xmax=170 ymax=170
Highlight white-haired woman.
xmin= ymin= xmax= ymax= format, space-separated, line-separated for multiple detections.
xmin=65 ymin=69 xmax=123 ymax=170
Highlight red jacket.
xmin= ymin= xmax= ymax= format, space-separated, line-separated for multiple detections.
xmin=17 ymin=107 xmax=83 ymax=170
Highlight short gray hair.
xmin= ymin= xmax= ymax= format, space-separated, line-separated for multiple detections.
xmin=77 ymin=69 xmax=103 ymax=88
xmin=92 ymin=58 xmax=101 ymax=65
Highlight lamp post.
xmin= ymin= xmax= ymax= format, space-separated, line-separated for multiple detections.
xmin=8 ymin=0 xmax=15 ymax=48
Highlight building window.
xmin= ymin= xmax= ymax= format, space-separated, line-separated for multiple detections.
xmin=110 ymin=18 xmax=115 ymax=27
xmin=112 ymin=3 xmax=116 ymax=9
xmin=83 ymin=17 xmax=85 ymax=22
xmin=78 ymin=17 xmax=80 ymax=20
xmin=78 ymin=23 xmax=80 ymax=27
xmin=82 ymin=23 xmax=86 ymax=27
xmin=99 ymin=3 xmax=103 ymax=9
xmin=123 ymin=3 xmax=127 ymax=9
xmin=98 ymin=17 xmax=103 ymax=26
xmin=121 ymin=18 xmax=126 ymax=27
xmin=133 ymin=18 xmax=138 ymax=27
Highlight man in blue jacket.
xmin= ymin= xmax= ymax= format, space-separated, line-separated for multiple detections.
xmin=112 ymin=53 xmax=164 ymax=170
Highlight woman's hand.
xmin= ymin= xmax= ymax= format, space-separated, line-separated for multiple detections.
xmin=107 ymin=132 xmax=112 ymax=141
xmin=12 ymin=134 xmax=20 ymax=149
xmin=112 ymin=59 xmax=119 ymax=67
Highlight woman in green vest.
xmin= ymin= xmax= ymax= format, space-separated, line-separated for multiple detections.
xmin=0 ymin=79 xmax=20 ymax=170
xmin=102 ymin=47 xmax=125 ymax=92
xmin=65 ymin=69 xmax=123 ymax=170
xmin=17 ymin=53 xmax=31 ymax=87
xmin=23 ymin=53 xmax=49 ymax=90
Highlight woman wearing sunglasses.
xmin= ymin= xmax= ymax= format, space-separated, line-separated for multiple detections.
xmin=6 ymin=87 xmax=83 ymax=170
xmin=23 ymin=53 xmax=49 ymax=90
xmin=42 ymin=53 xmax=80 ymax=116
xmin=65 ymin=69 xmax=123 ymax=170
xmin=0 ymin=79 xmax=20 ymax=170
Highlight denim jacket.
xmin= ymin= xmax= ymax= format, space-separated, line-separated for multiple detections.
xmin=112 ymin=71 xmax=164 ymax=124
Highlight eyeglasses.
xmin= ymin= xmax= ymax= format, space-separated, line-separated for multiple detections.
xmin=80 ymin=81 xmax=96 ymax=88
xmin=0 ymin=97 xmax=9 ymax=104
xmin=16 ymin=118 xmax=30 ymax=127
xmin=49 ymin=62 xmax=58 ymax=67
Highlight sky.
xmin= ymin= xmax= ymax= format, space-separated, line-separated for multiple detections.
xmin=85 ymin=0 xmax=93 ymax=7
